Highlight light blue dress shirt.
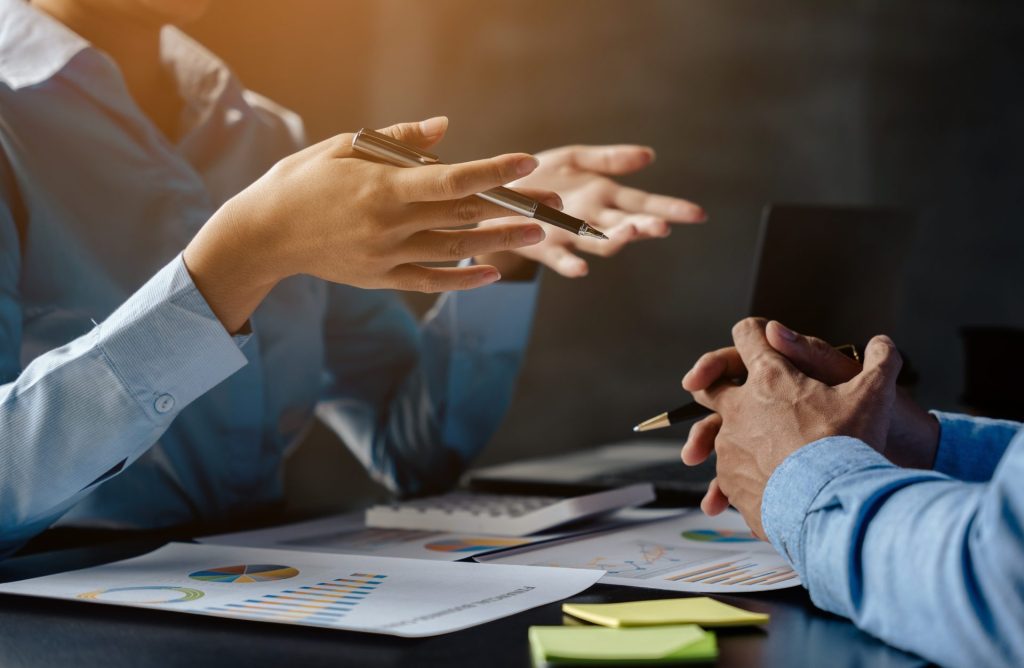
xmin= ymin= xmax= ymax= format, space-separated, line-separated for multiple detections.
xmin=762 ymin=411 xmax=1024 ymax=667
xmin=0 ymin=1 xmax=538 ymax=556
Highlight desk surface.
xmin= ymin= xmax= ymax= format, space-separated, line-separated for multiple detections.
xmin=0 ymin=535 xmax=927 ymax=668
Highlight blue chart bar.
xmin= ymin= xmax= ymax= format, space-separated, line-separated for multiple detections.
xmin=203 ymin=572 xmax=387 ymax=625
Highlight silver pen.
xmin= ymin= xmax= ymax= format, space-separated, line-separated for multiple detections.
xmin=352 ymin=128 xmax=608 ymax=239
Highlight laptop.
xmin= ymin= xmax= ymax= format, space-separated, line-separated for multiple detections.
xmin=467 ymin=204 xmax=916 ymax=505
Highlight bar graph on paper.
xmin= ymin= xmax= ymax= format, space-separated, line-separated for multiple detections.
xmin=540 ymin=540 xmax=796 ymax=591
xmin=204 ymin=572 xmax=387 ymax=625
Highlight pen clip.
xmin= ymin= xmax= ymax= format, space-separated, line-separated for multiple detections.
xmin=353 ymin=128 xmax=440 ymax=165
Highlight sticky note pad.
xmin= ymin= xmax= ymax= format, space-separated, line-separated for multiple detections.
xmin=529 ymin=625 xmax=718 ymax=666
xmin=562 ymin=597 xmax=769 ymax=628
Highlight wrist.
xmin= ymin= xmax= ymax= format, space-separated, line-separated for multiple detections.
xmin=184 ymin=205 xmax=283 ymax=333
xmin=885 ymin=394 xmax=940 ymax=469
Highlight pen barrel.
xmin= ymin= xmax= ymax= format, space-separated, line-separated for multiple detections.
xmin=476 ymin=187 xmax=539 ymax=218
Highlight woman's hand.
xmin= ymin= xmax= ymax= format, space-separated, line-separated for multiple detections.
xmin=477 ymin=144 xmax=706 ymax=278
xmin=184 ymin=117 xmax=556 ymax=332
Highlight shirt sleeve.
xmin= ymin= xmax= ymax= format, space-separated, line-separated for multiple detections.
xmin=931 ymin=410 xmax=1022 ymax=481
xmin=0 ymin=235 xmax=250 ymax=555
xmin=316 ymin=276 xmax=540 ymax=496
xmin=762 ymin=433 xmax=1024 ymax=667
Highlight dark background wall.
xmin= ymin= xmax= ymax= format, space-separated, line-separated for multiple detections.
xmin=187 ymin=0 xmax=1024 ymax=510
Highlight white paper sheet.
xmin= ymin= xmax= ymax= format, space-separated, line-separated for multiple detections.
xmin=478 ymin=509 xmax=801 ymax=594
xmin=0 ymin=542 xmax=602 ymax=637
xmin=199 ymin=508 xmax=685 ymax=561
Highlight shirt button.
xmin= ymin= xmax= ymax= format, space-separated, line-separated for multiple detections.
xmin=154 ymin=394 xmax=176 ymax=414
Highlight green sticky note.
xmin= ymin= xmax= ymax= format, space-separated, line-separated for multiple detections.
xmin=529 ymin=625 xmax=718 ymax=665
xmin=562 ymin=597 xmax=769 ymax=628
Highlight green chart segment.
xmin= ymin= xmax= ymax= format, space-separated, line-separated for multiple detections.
xmin=189 ymin=564 xmax=300 ymax=583
xmin=681 ymin=530 xmax=759 ymax=543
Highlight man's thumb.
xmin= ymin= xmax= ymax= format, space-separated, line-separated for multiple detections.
xmin=857 ymin=335 xmax=903 ymax=392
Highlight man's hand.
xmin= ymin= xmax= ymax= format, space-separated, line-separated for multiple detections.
xmin=680 ymin=320 xmax=940 ymax=494
xmin=685 ymin=318 xmax=904 ymax=537
xmin=476 ymin=144 xmax=706 ymax=278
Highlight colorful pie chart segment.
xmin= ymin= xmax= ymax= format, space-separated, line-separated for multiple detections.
xmin=425 ymin=537 xmax=533 ymax=553
xmin=681 ymin=529 xmax=759 ymax=543
xmin=189 ymin=564 xmax=300 ymax=583
xmin=78 ymin=586 xmax=204 ymax=603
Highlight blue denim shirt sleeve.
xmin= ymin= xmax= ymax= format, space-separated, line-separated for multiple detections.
xmin=0 ymin=248 xmax=249 ymax=555
xmin=762 ymin=433 xmax=1024 ymax=667
xmin=931 ymin=410 xmax=1022 ymax=481
xmin=317 ymin=276 xmax=539 ymax=496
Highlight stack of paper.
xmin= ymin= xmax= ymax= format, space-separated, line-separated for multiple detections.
xmin=530 ymin=596 xmax=769 ymax=664
xmin=529 ymin=625 xmax=718 ymax=666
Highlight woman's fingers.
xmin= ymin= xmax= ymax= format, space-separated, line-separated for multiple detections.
xmin=406 ymin=223 xmax=545 ymax=263
xmin=394 ymin=154 xmax=539 ymax=202
xmin=566 ymin=144 xmax=656 ymax=175
xmin=611 ymin=185 xmax=706 ymax=222
xmin=414 ymin=189 xmax=562 ymax=231
xmin=387 ymin=263 xmax=502 ymax=293
xmin=593 ymin=210 xmax=671 ymax=238
xmin=536 ymin=244 xmax=589 ymax=277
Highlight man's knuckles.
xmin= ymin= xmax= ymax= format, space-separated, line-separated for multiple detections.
xmin=731 ymin=317 xmax=768 ymax=341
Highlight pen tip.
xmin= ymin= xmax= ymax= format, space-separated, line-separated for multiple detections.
xmin=578 ymin=224 xmax=608 ymax=240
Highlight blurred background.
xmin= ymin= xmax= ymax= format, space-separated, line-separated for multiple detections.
xmin=186 ymin=0 xmax=1024 ymax=510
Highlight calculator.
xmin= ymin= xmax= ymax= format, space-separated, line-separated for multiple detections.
xmin=364 ymin=483 xmax=655 ymax=536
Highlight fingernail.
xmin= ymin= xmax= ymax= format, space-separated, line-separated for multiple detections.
xmin=547 ymin=194 xmax=564 ymax=210
xmin=515 ymin=156 xmax=539 ymax=177
xmin=419 ymin=116 xmax=447 ymax=137
xmin=522 ymin=226 xmax=545 ymax=244
xmin=481 ymin=269 xmax=501 ymax=284
xmin=773 ymin=321 xmax=798 ymax=341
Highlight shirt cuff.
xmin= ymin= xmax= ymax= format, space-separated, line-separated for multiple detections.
xmin=96 ymin=253 xmax=249 ymax=422
xmin=762 ymin=436 xmax=892 ymax=572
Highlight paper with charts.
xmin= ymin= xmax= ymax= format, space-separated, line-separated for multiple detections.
xmin=199 ymin=508 xmax=684 ymax=561
xmin=0 ymin=542 xmax=602 ymax=637
xmin=199 ymin=511 xmax=549 ymax=561
xmin=479 ymin=509 xmax=800 ymax=593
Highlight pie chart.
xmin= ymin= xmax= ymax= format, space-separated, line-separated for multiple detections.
xmin=78 ymin=586 xmax=205 ymax=603
xmin=188 ymin=564 xmax=299 ymax=583
xmin=425 ymin=537 xmax=531 ymax=553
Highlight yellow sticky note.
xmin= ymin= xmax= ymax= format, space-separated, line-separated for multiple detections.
xmin=529 ymin=625 xmax=718 ymax=665
xmin=562 ymin=597 xmax=769 ymax=628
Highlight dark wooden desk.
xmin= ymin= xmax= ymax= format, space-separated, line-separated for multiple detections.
xmin=0 ymin=534 xmax=927 ymax=668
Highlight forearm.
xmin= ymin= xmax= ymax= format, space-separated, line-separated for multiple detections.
xmin=0 ymin=256 xmax=248 ymax=554
xmin=319 ymin=278 xmax=539 ymax=496
xmin=764 ymin=437 xmax=1024 ymax=667
xmin=930 ymin=411 xmax=1021 ymax=481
